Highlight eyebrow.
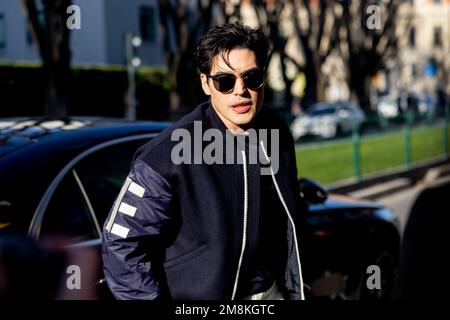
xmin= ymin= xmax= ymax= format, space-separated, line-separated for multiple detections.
xmin=211 ymin=67 xmax=260 ymax=77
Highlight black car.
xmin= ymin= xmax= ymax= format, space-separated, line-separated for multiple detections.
xmin=0 ymin=118 xmax=401 ymax=300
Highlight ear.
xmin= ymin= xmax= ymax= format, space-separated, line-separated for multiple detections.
xmin=200 ymin=74 xmax=211 ymax=96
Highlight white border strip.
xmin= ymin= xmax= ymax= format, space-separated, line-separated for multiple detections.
xmin=110 ymin=223 xmax=130 ymax=239
xmin=106 ymin=177 xmax=132 ymax=231
xmin=128 ymin=181 xmax=145 ymax=198
xmin=118 ymin=202 xmax=137 ymax=217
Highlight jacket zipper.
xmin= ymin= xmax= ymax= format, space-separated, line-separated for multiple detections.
xmin=259 ymin=141 xmax=305 ymax=300
xmin=231 ymin=150 xmax=248 ymax=300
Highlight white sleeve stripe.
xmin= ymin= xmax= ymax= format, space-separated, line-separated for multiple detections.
xmin=118 ymin=202 xmax=137 ymax=217
xmin=110 ymin=223 xmax=130 ymax=239
xmin=105 ymin=177 xmax=132 ymax=232
xmin=128 ymin=181 xmax=145 ymax=198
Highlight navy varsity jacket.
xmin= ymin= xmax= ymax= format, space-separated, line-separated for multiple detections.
xmin=102 ymin=102 xmax=305 ymax=300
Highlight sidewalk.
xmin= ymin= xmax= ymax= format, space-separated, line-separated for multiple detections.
xmin=326 ymin=158 xmax=450 ymax=200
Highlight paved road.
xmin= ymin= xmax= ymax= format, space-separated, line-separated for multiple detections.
xmin=376 ymin=176 xmax=450 ymax=236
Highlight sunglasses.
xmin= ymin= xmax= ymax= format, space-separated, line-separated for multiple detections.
xmin=206 ymin=68 xmax=265 ymax=93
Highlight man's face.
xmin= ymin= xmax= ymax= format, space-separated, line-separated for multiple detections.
xmin=200 ymin=48 xmax=265 ymax=131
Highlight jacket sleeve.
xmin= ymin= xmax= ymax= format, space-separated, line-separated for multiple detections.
xmin=102 ymin=160 xmax=174 ymax=300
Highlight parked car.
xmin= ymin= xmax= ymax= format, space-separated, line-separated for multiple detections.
xmin=298 ymin=179 xmax=400 ymax=299
xmin=291 ymin=102 xmax=366 ymax=140
xmin=0 ymin=118 xmax=400 ymax=300
xmin=376 ymin=96 xmax=400 ymax=119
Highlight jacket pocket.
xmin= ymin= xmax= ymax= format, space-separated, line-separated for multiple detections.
xmin=164 ymin=244 xmax=207 ymax=269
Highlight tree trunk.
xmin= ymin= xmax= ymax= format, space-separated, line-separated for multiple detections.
xmin=349 ymin=64 xmax=372 ymax=112
xmin=22 ymin=0 xmax=71 ymax=117
xmin=302 ymin=47 xmax=319 ymax=108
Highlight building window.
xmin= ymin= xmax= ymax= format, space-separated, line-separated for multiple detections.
xmin=411 ymin=64 xmax=417 ymax=77
xmin=0 ymin=14 xmax=5 ymax=49
xmin=409 ymin=27 xmax=415 ymax=48
xmin=433 ymin=27 xmax=442 ymax=47
xmin=139 ymin=6 xmax=156 ymax=44
xmin=25 ymin=10 xmax=44 ymax=47
xmin=25 ymin=24 xmax=33 ymax=46
xmin=38 ymin=9 xmax=45 ymax=26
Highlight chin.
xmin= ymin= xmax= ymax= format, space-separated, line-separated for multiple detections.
xmin=234 ymin=114 xmax=253 ymax=123
xmin=234 ymin=119 xmax=255 ymax=130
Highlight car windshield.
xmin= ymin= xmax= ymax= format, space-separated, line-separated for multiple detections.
xmin=307 ymin=107 xmax=335 ymax=116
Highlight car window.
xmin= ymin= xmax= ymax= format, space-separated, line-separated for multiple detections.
xmin=40 ymin=171 xmax=98 ymax=242
xmin=74 ymin=139 xmax=150 ymax=226
xmin=308 ymin=107 xmax=335 ymax=116
xmin=0 ymin=160 xmax=66 ymax=234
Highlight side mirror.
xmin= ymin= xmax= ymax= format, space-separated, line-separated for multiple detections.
xmin=298 ymin=178 xmax=328 ymax=204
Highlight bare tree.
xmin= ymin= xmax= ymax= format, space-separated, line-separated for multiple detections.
xmin=231 ymin=0 xmax=403 ymax=112
xmin=158 ymin=0 xmax=403 ymax=115
xmin=158 ymin=0 xmax=227 ymax=116
xmin=339 ymin=0 xmax=402 ymax=112
xmin=225 ymin=0 xmax=339 ymax=109
xmin=21 ymin=0 xmax=72 ymax=117
xmin=221 ymin=0 xmax=301 ymax=111
xmin=291 ymin=0 xmax=340 ymax=107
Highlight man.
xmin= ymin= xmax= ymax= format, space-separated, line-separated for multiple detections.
xmin=102 ymin=22 xmax=305 ymax=300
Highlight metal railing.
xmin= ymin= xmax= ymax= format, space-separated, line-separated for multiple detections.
xmin=295 ymin=107 xmax=450 ymax=185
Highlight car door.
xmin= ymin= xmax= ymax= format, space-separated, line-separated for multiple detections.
xmin=28 ymin=133 xmax=158 ymax=299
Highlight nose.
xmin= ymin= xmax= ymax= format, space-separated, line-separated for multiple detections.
xmin=233 ymin=77 xmax=246 ymax=95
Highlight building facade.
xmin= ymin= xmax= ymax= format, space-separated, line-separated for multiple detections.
xmin=389 ymin=0 xmax=450 ymax=108
xmin=0 ymin=0 xmax=165 ymax=67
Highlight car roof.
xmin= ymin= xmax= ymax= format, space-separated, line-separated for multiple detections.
xmin=309 ymin=194 xmax=381 ymax=211
xmin=0 ymin=117 xmax=170 ymax=158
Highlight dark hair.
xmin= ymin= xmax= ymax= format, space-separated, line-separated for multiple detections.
xmin=194 ymin=22 xmax=270 ymax=74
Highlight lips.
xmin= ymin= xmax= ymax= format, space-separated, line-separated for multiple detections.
xmin=232 ymin=102 xmax=251 ymax=114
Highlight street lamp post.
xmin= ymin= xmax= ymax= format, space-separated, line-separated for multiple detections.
xmin=125 ymin=32 xmax=141 ymax=121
